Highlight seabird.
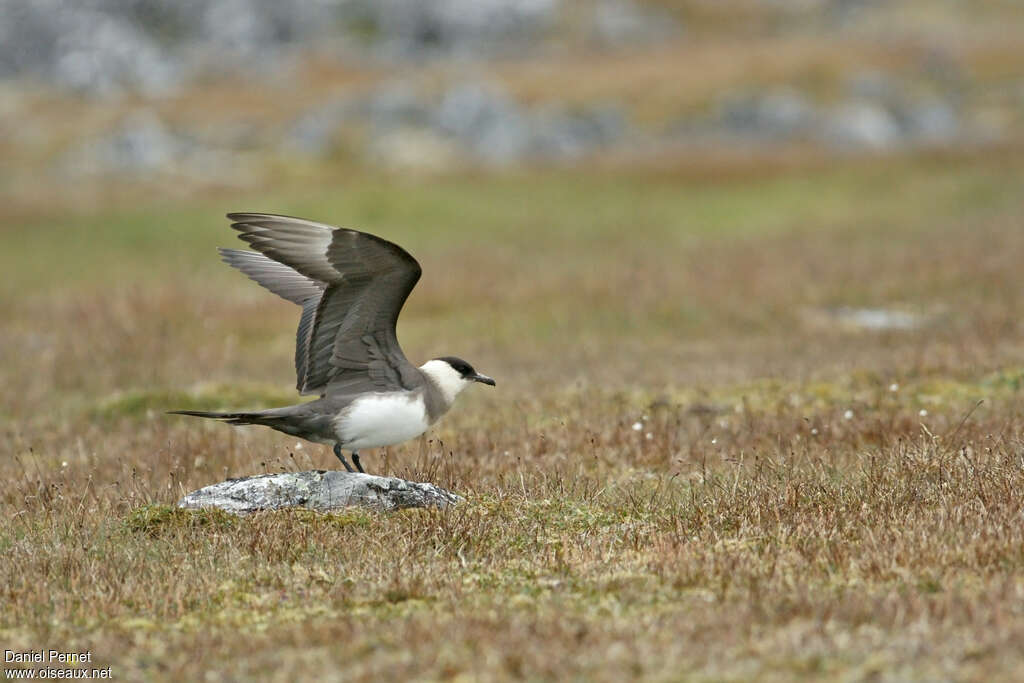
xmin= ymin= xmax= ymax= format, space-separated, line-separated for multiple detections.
xmin=170 ymin=213 xmax=495 ymax=474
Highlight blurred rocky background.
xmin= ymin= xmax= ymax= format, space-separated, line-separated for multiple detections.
xmin=1 ymin=0 xmax=1022 ymax=205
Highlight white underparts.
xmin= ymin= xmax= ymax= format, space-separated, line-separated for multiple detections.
xmin=334 ymin=392 xmax=429 ymax=450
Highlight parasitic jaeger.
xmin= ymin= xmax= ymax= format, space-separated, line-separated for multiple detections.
xmin=170 ymin=213 xmax=495 ymax=474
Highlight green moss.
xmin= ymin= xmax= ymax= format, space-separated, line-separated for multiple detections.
xmin=981 ymin=367 xmax=1024 ymax=392
xmin=286 ymin=508 xmax=376 ymax=529
xmin=124 ymin=504 xmax=238 ymax=537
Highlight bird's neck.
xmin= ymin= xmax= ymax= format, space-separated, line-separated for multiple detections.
xmin=418 ymin=360 xmax=466 ymax=412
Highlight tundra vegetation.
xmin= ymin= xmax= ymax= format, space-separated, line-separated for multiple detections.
xmin=2 ymin=151 xmax=1023 ymax=680
xmin=3 ymin=1 xmax=1024 ymax=678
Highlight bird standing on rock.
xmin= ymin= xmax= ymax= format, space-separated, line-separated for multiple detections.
xmin=170 ymin=213 xmax=495 ymax=474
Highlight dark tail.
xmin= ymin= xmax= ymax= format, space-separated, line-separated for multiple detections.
xmin=167 ymin=408 xmax=319 ymax=439
xmin=167 ymin=409 xmax=279 ymax=427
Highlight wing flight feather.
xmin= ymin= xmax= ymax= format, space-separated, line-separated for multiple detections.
xmin=224 ymin=213 xmax=423 ymax=396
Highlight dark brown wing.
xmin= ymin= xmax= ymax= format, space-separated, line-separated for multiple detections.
xmin=226 ymin=213 xmax=423 ymax=396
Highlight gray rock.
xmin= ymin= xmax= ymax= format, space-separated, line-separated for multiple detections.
xmin=532 ymin=103 xmax=626 ymax=159
xmin=0 ymin=2 xmax=183 ymax=96
xmin=435 ymin=82 xmax=532 ymax=163
xmin=845 ymin=70 xmax=898 ymax=102
xmin=368 ymin=128 xmax=459 ymax=170
xmin=756 ymin=90 xmax=817 ymax=136
xmin=828 ymin=307 xmax=922 ymax=332
xmin=589 ymin=0 xmax=676 ymax=48
xmin=0 ymin=0 xmax=668 ymax=96
xmin=845 ymin=71 xmax=960 ymax=146
xmin=366 ymin=82 xmax=432 ymax=131
xmin=61 ymin=110 xmax=188 ymax=174
xmin=330 ymin=81 xmax=629 ymax=165
xmin=719 ymin=89 xmax=817 ymax=140
xmin=342 ymin=0 xmax=560 ymax=58
xmin=0 ymin=0 xmax=344 ymax=94
xmin=904 ymin=99 xmax=959 ymax=144
xmin=821 ymin=101 xmax=903 ymax=150
xmin=200 ymin=0 xmax=279 ymax=57
xmin=710 ymin=80 xmax=968 ymax=153
xmin=178 ymin=470 xmax=461 ymax=514
xmin=284 ymin=96 xmax=353 ymax=156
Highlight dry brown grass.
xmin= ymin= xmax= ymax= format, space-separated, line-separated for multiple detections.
xmin=2 ymin=152 xmax=1024 ymax=680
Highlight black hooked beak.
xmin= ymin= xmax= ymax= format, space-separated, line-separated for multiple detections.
xmin=470 ymin=372 xmax=496 ymax=386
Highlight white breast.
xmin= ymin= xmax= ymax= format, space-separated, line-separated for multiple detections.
xmin=333 ymin=392 xmax=430 ymax=450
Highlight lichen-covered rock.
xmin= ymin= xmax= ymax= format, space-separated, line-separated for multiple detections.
xmin=178 ymin=470 xmax=460 ymax=514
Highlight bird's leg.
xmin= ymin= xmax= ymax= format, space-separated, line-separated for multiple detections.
xmin=351 ymin=451 xmax=365 ymax=474
xmin=333 ymin=443 xmax=355 ymax=473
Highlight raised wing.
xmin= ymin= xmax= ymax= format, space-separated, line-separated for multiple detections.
xmin=226 ymin=213 xmax=423 ymax=396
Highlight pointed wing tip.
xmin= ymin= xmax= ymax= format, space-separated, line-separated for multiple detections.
xmin=217 ymin=246 xmax=248 ymax=264
xmin=226 ymin=212 xmax=266 ymax=231
xmin=226 ymin=212 xmax=288 ymax=227
xmin=226 ymin=212 xmax=309 ymax=223
xmin=227 ymin=212 xmax=336 ymax=237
